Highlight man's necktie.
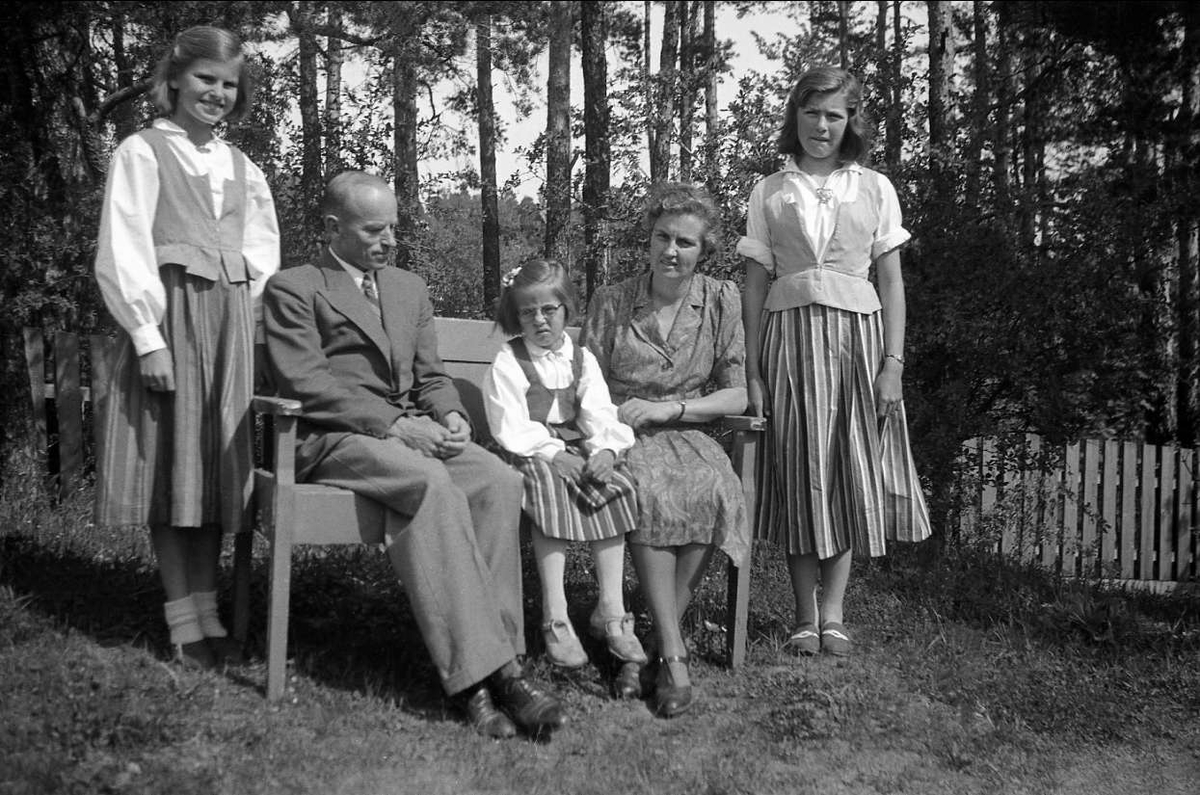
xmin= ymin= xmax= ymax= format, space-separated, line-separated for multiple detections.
xmin=362 ymin=271 xmax=381 ymax=321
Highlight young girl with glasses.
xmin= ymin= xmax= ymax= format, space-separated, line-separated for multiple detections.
xmin=483 ymin=259 xmax=647 ymax=684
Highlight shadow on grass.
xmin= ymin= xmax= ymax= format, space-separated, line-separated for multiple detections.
xmin=0 ymin=531 xmax=460 ymax=721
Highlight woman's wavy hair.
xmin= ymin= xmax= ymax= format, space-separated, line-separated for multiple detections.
xmin=776 ymin=66 xmax=873 ymax=164
xmin=150 ymin=26 xmax=255 ymax=123
xmin=642 ymin=182 xmax=723 ymax=262
xmin=495 ymin=258 xmax=579 ymax=338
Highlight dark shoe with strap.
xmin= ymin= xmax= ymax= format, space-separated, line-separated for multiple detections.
xmin=463 ymin=685 xmax=517 ymax=739
xmin=491 ymin=672 xmax=566 ymax=735
xmin=613 ymin=661 xmax=644 ymax=700
xmin=652 ymin=655 xmax=694 ymax=719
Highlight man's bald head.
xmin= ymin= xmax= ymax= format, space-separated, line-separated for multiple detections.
xmin=322 ymin=171 xmax=398 ymax=271
xmin=321 ymin=170 xmax=393 ymax=219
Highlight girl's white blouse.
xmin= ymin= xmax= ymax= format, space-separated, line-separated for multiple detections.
xmin=736 ymin=159 xmax=909 ymax=270
xmin=94 ymin=118 xmax=280 ymax=355
xmin=483 ymin=334 xmax=636 ymax=462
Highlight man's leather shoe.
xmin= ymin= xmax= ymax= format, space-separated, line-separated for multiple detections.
xmin=491 ymin=673 xmax=566 ymax=734
xmin=463 ymin=686 xmax=517 ymax=739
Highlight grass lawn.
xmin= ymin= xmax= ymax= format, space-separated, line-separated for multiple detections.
xmin=2 ymin=479 xmax=1198 ymax=795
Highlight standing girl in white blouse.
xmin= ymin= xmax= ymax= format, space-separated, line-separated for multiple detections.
xmin=739 ymin=67 xmax=930 ymax=658
xmin=484 ymin=260 xmax=647 ymax=686
xmin=94 ymin=26 xmax=279 ymax=670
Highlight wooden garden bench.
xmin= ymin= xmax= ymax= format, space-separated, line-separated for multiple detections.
xmin=240 ymin=317 xmax=763 ymax=700
xmin=20 ymin=321 xmax=763 ymax=702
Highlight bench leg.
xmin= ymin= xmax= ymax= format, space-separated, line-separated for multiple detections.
xmin=266 ymin=529 xmax=293 ymax=701
xmin=726 ymin=556 xmax=751 ymax=667
xmin=726 ymin=426 xmax=759 ymax=668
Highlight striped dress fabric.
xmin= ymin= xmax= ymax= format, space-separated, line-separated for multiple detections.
xmin=94 ymin=263 xmax=255 ymax=532
xmin=756 ymin=303 xmax=931 ymax=558
xmin=508 ymin=451 xmax=639 ymax=542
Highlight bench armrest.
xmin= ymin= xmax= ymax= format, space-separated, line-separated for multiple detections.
xmin=253 ymin=395 xmax=303 ymax=416
xmin=722 ymin=415 xmax=767 ymax=433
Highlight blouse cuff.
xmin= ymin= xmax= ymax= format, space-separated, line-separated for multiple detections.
xmin=736 ymin=237 xmax=775 ymax=270
xmin=871 ymin=228 xmax=911 ymax=261
xmin=129 ymin=323 xmax=167 ymax=357
xmin=533 ymin=439 xmax=567 ymax=463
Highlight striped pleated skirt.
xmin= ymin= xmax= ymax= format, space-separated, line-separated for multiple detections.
xmin=756 ymin=304 xmax=931 ymax=558
xmin=94 ymin=264 xmax=255 ymax=533
xmin=508 ymin=446 xmax=639 ymax=542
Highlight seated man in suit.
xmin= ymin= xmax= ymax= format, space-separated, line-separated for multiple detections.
xmin=263 ymin=170 xmax=564 ymax=739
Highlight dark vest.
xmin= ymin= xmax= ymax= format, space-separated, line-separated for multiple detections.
xmin=140 ymin=127 xmax=249 ymax=283
xmin=510 ymin=338 xmax=584 ymax=443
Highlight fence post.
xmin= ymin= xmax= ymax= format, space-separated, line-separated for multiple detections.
xmin=1120 ymin=442 xmax=1138 ymax=579
xmin=1101 ymin=439 xmax=1118 ymax=578
xmin=54 ymin=332 xmax=84 ymax=496
xmin=1139 ymin=443 xmax=1157 ymax=581
xmin=1180 ymin=448 xmax=1197 ymax=582
xmin=1079 ymin=439 xmax=1100 ymax=579
xmin=23 ymin=328 xmax=47 ymax=464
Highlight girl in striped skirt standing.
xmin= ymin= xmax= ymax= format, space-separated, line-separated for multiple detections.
xmin=93 ymin=27 xmax=279 ymax=669
xmin=483 ymin=260 xmax=647 ymax=679
xmin=739 ymin=66 xmax=930 ymax=657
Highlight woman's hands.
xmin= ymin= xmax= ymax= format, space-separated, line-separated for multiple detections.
xmin=617 ymin=397 xmax=678 ymax=430
xmin=874 ymin=359 xmax=903 ymax=420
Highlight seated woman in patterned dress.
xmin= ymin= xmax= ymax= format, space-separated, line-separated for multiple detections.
xmin=580 ymin=182 xmax=749 ymax=719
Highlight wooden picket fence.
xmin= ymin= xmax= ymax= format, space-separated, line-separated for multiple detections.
xmin=959 ymin=435 xmax=1199 ymax=590
xmin=21 ymin=328 xmax=115 ymax=497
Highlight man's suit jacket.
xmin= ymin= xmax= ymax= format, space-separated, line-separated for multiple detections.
xmin=263 ymin=249 xmax=468 ymax=478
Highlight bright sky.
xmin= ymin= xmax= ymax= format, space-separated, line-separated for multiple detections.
xmin=416 ymin=1 xmax=787 ymax=197
xmin=262 ymin=3 xmax=817 ymax=198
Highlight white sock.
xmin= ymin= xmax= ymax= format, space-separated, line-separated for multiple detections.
xmin=191 ymin=591 xmax=227 ymax=639
xmin=163 ymin=596 xmax=204 ymax=646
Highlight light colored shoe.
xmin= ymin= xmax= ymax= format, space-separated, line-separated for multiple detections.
xmin=820 ymin=621 xmax=853 ymax=657
xmin=784 ymin=623 xmax=820 ymax=657
xmin=541 ymin=619 xmax=588 ymax=668
xmin=588 ymin=611 xmax=648 ymax=664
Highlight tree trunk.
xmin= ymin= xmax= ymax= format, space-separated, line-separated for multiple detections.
xmin=292 ymin=1 xmax=323 ymax=228
xmin=703 ymin=0 xmax=719 ymax=185
xmin=110 ymin=9 xmax=136 ymax=141
xmin=544 ymin=0 xmax=572 ymax=262
xmin=963 ymin=0 xmax=989 ymax=208
xmin=927 ymin=0 xmax=954 ymax=199
xmin=1177 ymin=5 xmax=1200 ymax=445
xmin=838 ymin=0 xmax=850 ymax=69
xmin=644 ymin=0 xmax=653 ymax=177
xmin=884 ymin=0 xmax=902 ymax=170
xmin=651 ymin=0 xmax=679 ymax=183
xmin=476 ymin=16 xmax=501 ymax=313
xmin=1125 ymin=56 xmax=1176 ymax=441
xmin=392 ymin=48 xmax=420 ymax=271
xmin=581 ymin=0 xmax=611 ymax=300
xmin=324 ymin=7 xmax=344 ymax=177
xmin=1018 ymin=28 xmax=1044 ymax=249
xmin=992 ymin=2 xmax=1013 ymax=211
xmin=678 ymin=1 xmax=698 ymax=181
